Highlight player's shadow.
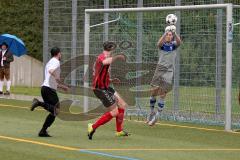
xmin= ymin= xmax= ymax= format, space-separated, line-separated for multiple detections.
xmin=57 ymin=99 xmax=107 ymax=121
xmin=57 ymin=54 xmax=157 ymax=121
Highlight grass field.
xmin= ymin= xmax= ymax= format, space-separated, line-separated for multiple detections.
xmin=8 ymin=85 xmax=240 ymax=113
xmin=0 ymin=99 xmax=240 ymax=160
xmin=5 ymin=86 xmax=41 ymax=96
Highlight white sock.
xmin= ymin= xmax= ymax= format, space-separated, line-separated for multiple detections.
xmin=0 ymin=81 xmax=3 ymax=92
xmin=6 ymin=81 xmax=11 ymax=91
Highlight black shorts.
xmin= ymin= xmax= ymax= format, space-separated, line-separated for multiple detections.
xmin=93 ymin=87 xmax=116 ymax=108
xmin=41 ymin=86 xmax=59 ymax=107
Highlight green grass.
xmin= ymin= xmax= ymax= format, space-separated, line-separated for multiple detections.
xmin=9 ymin=86 xmax=41 ymax=96
xmin=9 ymin=85 xmax=240 ymax=113
xmin=5 ymin=85 xmax=240 ymax=126
xmin=0 ymin=99 xmax=240 ymax=160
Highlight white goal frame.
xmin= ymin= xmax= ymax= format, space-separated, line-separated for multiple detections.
xmin=84 ymin=3 xmax=240 ymax=131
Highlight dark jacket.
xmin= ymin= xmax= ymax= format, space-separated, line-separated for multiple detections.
xmin=0 ymin=50 xmax=14 ymax=68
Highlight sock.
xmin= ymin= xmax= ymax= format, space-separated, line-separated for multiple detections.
xmin=157 ymin=98 xmax=165 ymax=114
xmin=0 ymin=81 xmax=3 ymax=92
xmin=116 ymin=108 xmax=125 ymax=132
xmin=92 ymin=111 xmax=113 ymax=130
xmin=150 ymin=96 xmax=156 ymax=112
xmin=42 ymin=114 xmax=56 ymax=131
xmin=6 ymin=81 xmax=11 ymax=91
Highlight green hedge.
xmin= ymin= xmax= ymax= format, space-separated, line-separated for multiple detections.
xmin=0 ymin=0 xmax=43 ymax=60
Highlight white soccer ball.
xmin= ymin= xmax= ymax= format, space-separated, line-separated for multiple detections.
xmin=166 ymin=14 xmax=177 ymax=25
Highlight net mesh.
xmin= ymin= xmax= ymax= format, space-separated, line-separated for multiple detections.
xmin=87 ymin=8 xmax=240 ymax=126
xmin=46 ymin=0 xmax=240 ymax=127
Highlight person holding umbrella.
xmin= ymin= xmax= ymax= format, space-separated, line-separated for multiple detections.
xmin=0 ymin=34 xmax=27 ymax=95
xmin=0 ymin=42 xmax=14 ymax=95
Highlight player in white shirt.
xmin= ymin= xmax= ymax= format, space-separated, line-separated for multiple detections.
xmin=30 ymin=47 xmax=69 ymax=137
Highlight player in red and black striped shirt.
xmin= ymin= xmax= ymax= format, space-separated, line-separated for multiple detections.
xmin=88 ymin=41 xmax=129 ymax=140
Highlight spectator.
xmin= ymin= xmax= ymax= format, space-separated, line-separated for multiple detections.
xmin=0 ymin=42 xmax=14 ymax=95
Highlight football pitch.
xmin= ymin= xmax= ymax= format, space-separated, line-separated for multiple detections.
xmin=0 ymin=99 xmax=240 ymax=160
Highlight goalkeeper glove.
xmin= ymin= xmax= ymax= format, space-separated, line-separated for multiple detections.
xmin=165 ymin=25 xmax=176 ymax=34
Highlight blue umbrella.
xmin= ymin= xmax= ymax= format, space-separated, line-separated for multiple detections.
xmin=0 ymin=34 xmax=27 ymax=57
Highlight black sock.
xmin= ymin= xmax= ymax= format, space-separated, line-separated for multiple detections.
xmin=41 ymin=114 xmax=56 ymax=131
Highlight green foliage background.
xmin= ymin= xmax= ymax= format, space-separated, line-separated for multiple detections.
xmin=0 ymin=0 xmax=43 ymax=60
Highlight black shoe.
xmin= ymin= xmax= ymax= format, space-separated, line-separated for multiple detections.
xmin=38 ymin=130 xmax=52 ymax=137
xmin=4 ymin=91 xmax=10 ymax=95
xmin=88 ymin=130 xmax=95 ymax=140
xmin=31 ymin=98 xmax=39 ymax=111
xmin=0 ymin=91 xmax=3 ymax=95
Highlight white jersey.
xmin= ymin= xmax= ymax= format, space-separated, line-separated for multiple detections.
xmin=42 ymin=57 xmax=60 ymax=90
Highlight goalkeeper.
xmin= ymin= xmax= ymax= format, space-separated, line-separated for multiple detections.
xmin=147 ymin=25 xmax=182 ymax=126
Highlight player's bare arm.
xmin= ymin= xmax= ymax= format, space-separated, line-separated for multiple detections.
xmin=49 ymin=69 xmax=69 ymax=91
xmin=157 ymin=34 xmax=166 ymax=48
xmin=110 ymin=78 xmax=121 ymax=84
xmin=102 ymin=54 xmax=126 ymax=65
xmin=175 ymin=33 xmax=182 ymax=46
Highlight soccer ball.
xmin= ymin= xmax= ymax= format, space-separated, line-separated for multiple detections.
xmin=166 ymin=14 xmax=177 ymax=25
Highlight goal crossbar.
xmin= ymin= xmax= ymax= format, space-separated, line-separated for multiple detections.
xmin=85 ymin=3 xmax=238 ymax=13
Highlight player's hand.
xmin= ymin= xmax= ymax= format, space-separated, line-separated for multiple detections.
xmin=165 ymin=25 xmax=176 ymax=34
xmin=165 ymin=26 xmax=171 ymax=33
xmin=117 ymin=53 xmax=127 ymax=61
xmin=3 ymin=57 xmax=6 ymax=60
xmin=169 ymin=25 xmax=176 ymax=34
xmin=111 ymin=78 xmax=121 ymax=84
xmin=62 ymin=85 xmax=70 ymax=92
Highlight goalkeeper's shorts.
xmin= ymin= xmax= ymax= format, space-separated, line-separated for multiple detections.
xmin=151 ymin=65 xmax=173 ymax=93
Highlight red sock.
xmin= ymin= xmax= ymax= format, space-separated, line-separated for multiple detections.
xmin=116 ymin=108 xmax=125 ymax=132
xmin=92 ymin=111 xmax=113 ymax=130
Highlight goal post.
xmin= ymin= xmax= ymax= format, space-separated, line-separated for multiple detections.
xmin=225 ymin=4 xmax=233 ymax=131
xmin=84 ymin=4 xmax=237 ymax=131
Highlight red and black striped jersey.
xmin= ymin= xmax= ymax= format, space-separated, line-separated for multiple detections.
xmin=92 ymin=53 xmax=110 ymax=89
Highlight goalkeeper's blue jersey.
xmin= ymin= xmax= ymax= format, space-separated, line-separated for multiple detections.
xmin=158 ymin=41 xmax=178 ymax=70
xmin=161 ymin=41 xmax=177 ymax=52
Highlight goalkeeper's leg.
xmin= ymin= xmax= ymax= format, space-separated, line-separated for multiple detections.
xmin=147 ymin=88 xmax=159 ymax=123
xmin=148 ymin=91 xmax=166 ymax=126
xmin=156 ymin=92 xmax=166 ymax=115
xmin=147 ymin=96 xmax=156 ymax=123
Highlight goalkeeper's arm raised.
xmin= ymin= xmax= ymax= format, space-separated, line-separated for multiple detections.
xmin=157 ymin=26 xmax=182 ymax=48
xmin=157 ymin=34 xmax=166 ymax=48
xmin=157 ymin=26 xmax=173 ymax=48
xmin=102 ymin=54 xmax=126 ymax=65
xmin=175 ymin=33 xmax=182 ymax=46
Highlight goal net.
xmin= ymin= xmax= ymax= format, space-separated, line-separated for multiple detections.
xmin=83 ymin=4 xmax=240 ymax=131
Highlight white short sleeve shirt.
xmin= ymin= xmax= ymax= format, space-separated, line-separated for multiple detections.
xmin=42 ymin=57 xmax=60 ymax=90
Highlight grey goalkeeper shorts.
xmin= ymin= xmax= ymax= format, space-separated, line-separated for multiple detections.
xmin=151 ymin=64 xmax=173 ymax=93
